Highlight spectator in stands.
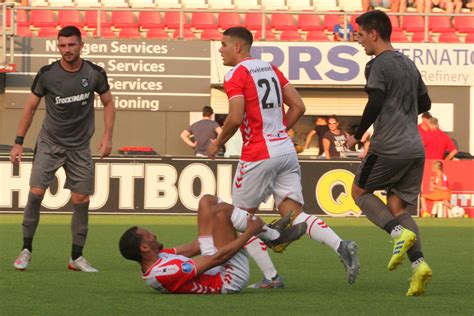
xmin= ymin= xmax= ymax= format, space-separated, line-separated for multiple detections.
xmin=418 ymin=111 xmax=432 ymax=148
xmin=465 ymin=0 xmax=474 ymax=11
xmin=362 ymin=0 xmax=402 ymax=12
xmin=425 ymin=0 xmax=462 ymax=13
xmin=400 ymin=0 xmax=427 ymax=13
xmin=304 ymin=116 xmax=329 ymax=156
xmin=420 ymin=160 xmax=453 ymax=217
xmin=322 ymin=115 xmax=348 ymax=159
xmin=180 ymin=106 xmax=222 ymax=157
xmin=425 ymin=117 xmax=458 ymax=160
xmin=334 ymin=11 xmax=355 ymax=41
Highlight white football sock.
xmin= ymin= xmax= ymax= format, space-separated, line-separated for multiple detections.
xmin=230 ymin=207 xmax=280 ymax=241
xmin=390 ymin=225 xmax=404 ymax=238
xmin=198 ymin=236 xmax=221 ymax=275
xmin=244 ymin=236 xmax=278 ymax=280
xmin=293 ymin=212 xmax=342 ymax=253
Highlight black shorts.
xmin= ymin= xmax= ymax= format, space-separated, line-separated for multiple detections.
xmin=354 ymin=153 xmax=424 ymax=204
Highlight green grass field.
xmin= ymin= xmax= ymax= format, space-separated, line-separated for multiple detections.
xmin=0 ymin=215 xmax=473 ymax=315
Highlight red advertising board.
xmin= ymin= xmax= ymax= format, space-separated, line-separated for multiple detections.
xmin=422 ymin=160 xmax=474 ymax=217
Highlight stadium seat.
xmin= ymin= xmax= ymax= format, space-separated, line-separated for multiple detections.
xmin=323 ymin=14 xmax=340 ymax=31
xmin=111 ymin=11 xmax=137 ymax=29
xmin=191 ymin=12 xmax=215 ymax=30
xmin=437 ymin=31 xmax=460 ymax=43
xmin=454 ymin=14 xmax=474 ymax=33
xmin=17 ymin=26 xmax=33 ymax=37
xmin=58 ymin=10 xmax=84 ymax=28
xmin=217 ymin=12 xmax=241 ymax=30
xmin=119 ymin=27 xmax=142 ymax=38
xmin=209 ymin=0 xmax=234 ymax=9
xmin=38 ymin=26 xmax=59 ymax=37
xmin=254 ymin=30 xmax=276 ymax=41
xmin=30 ymin=10 xmax=56 ymax=28
xmin=182 ymin=0 xmax=208 ymax=9
xmin=287 ymin=0 xmax=313 ymax=11
xmin=93 ymin=26 xmax=115 ymax=38
xmin=6 ymin=9 xmax=29 ymax=28
xmin=156 ymin=0 xmax=182 ymax=8
xmin=429 ymin=15 xmax=452 ymax=32
xmin=306 ymin=30 xmax=329 ymax=41
xmin=314 ymin=0 xmax=339 ymax=11
xmin=138 ymin=11 xmax=164 ymax=29
xmin=101 ymin=0 xmax=128 ymax=7
xmin=279 ymin=30 xmax=303 ymax=41
xmin=146 ymin=28 xmax=169 ymax=39
xmin=245 ymin=12 xmax=269 ymax=31
xmin=200 ymin=28 xmax=222 ymax=40
xmin=391 ymin=31 xmax=408 ymax=42
xmin=84 ymin=10 xmax=111 ymax=28
xmin=129 ymin=0 xmax=155 ymax=8
xmin=271 ymin=14 xmax=297 ymax=31
xmin=173 ymin=27 xmax=195 ymax=39
xmin=298 ymin=14 xmax=324 ymax=31
xmin=235 ymin=0 xmax=261 ymax=10
xmin=465 ymin=32 xmax=474 ymax=43
xmin=411 ymin=31 xmax=428 ymax=42
xmin=402 ymin=15 xmax=425 ymax=32
xmin=164 ymin=11 xmax=190 ymax=29
xmin=262 ymin=0 xmax=287 ymax=10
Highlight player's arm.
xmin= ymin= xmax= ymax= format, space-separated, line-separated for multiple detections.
xmin=99 ymin=90 xmax=115 ymax=158
xmin=417 ymin=93 xmax=431 ymax=114
xmin=208 ymin=96 xmax=244 ymax=159
xmin=304 ymin=130 xmax=316 ymax=149
xmin=173 ymin=239 xmax=201 ymax=257
xmin=180 ymin=129 xmax=196 ymax=148
xmin=353 ymin=89 xmax=384 ymax=141
xmin=323 ymin=138 xmax=331 ymax=159
xmin=10 ymin=93 xmax=42 ymax=165
xmin=192 ymin=216 xmax=264 ymax=275
xmin=445 ymin=149 xmax=458 ymax=160
xmin=283 ymin=84 xmax=306 ymax=130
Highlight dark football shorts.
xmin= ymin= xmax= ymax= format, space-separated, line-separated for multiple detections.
xmin=354 ymin=153 xmax=424 ymax=204
xmin=29 ymin=135 xmax=94 ymax=195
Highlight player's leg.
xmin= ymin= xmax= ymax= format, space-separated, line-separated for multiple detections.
xmin=64 ymin=147 xmax=97 ymax=272
xmin=352 ymin=154 xmax=416 ymax=271
xmin=231 ymin=160 xmax=282 ymax=288
xmin=388 ymin=158 xmax=432 ymax=296
xmin=273 ymin=152 xmax=359 ymax=284
xmin=14 ymin=137 xmax=65 ymax=270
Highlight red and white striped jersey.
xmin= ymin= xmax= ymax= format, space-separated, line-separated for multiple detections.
xmin=224 ymin=58 xmax=295 ymax=162
xmin=142 ymin=250 xmax=223 ymax=294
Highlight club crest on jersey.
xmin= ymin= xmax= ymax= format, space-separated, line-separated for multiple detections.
xmin=81 ymin=78 xmax=89 ymax=88
xmin=182 ymin=262 xmax=193 ymax=274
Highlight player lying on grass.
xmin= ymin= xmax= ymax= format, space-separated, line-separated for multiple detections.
xmin=119 ymin=195 xmax=307 ymax=294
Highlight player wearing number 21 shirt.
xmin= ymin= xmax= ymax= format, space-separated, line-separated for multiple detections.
xmin=207 ymin=27 xmax=360 ymax=287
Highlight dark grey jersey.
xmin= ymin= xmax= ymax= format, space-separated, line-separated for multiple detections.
xmin=365 ymin=50 xmax=427 ymax=159
xmin=31 ymin=60 xmax=110 ymax=149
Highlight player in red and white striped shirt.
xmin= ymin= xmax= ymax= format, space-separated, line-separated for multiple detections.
xmin=208 ymin=27 xmax=360 ymax=287
xmin=119 ymin=195 xmax=306 ymax=294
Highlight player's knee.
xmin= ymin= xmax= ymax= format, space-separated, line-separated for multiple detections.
xmin=199 ymin=194 xmax=217 ymax=208
xmin=30 ymin=187 xmax=46 ymax=197
xmin=212 ymin=203 xmax=231 ymax=221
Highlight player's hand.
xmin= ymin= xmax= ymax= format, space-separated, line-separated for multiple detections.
xmin=245 ymin=215 xmax=264 ymax=236
xmin=207 ymin=141 xmax=219 ymax=159
xmin=98 ymin=137 xmax=112 ymax=158
xmin=345 ymin=135 xmax=357 ymax=149
xmin=10 ymin=144 xmax=23 ymax=165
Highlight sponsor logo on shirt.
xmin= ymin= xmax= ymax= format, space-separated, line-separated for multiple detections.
xmin=81 ymin=78 xmax=89 ymax=87
xmin=182 ymin=262 xmax=193 ymax=274
xmin=55 ymin=92 xmax=91 ymax=105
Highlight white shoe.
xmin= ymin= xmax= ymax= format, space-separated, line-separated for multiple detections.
xmin=14 ymin=249 xmax=32 ymax=271
xmin=68 ymin=256 xmax=99 ymax=272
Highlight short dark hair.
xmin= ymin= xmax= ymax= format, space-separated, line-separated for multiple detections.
xmin=328 ymin=115 xmax=339 ymax=123
xmin=202 ymin=105 xmax=214 ymax=117
xmin=119 ymin=226 xmax=143 ymax=263
xmin=421 ymin=111 xmax=432 ymax=119
xmin=355 ymin=10 xmax=392 ymax=42
xmin=58 ymin=26 xmax=82 ymax=42
xmin=223 ymin=27 xmax=253 ymax=47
